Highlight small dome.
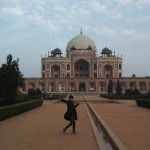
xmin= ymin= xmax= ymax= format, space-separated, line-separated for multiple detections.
xmin=87 ymin=45 xmax=92 ymax=50
xmin=66 ymin=34 xmax=96 ymax=52
xmin=51 ymin=48 xmax=62 ymax=54
xmin=101 ymin=47 xmax=112 ymax=54
xmin=71 ymin=45 xmax=76 ymax=50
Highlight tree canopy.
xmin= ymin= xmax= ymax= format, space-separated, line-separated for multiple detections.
xmin=108 ymin=79 xmax=113 ymax=94
xmin=116 ymin=79 xmax=122 ymax=96
xmin=0 ymin=54 xmax=24 ymax=103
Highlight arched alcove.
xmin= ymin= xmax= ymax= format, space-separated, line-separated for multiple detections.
xmin=74 ymin=59 xmax=90 ymax=78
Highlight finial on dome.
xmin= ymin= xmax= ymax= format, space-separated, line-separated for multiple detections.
xmin=80 ymin=27 xmax=82 ymax=34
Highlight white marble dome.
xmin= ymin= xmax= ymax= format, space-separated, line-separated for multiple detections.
xmin=66 ymin=34 xmax=97 ymax=52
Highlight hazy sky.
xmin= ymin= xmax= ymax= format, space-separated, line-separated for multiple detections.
xmin=0 ymin=0 xmax=150 ymax=77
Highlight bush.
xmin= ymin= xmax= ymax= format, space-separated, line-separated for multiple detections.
xmin=136 ymin=99 xmax=150 ymax=109
xmin=0 ymin=99 xmax=43 ymax=121
xmin=28 ymin=88 xmax=42 ymax=97
xmin=0 ymin=99 xmax=26 ymax=107
xmin=0 ymin=91 xmax=42 ymax=107
xmin=125 ymin=88 xmax=140 ymax=96
xmin=44 ymin=93 xmax=67 ymax=100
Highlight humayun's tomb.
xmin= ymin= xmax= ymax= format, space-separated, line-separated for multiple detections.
xmin=22 ymin=32 xmax=150 ymax=94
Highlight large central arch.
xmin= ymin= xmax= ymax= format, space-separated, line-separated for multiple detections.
xmin=74 ymin=59 xmax=90 ymax=78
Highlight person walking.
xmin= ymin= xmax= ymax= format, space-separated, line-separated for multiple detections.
xmin=61 ymin=95 xmax=79 ymax=135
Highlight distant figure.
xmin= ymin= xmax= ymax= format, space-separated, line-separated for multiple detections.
xmin=61 ymin=95 xmax=79 ymax=135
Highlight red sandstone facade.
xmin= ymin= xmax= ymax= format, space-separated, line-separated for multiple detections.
xmin=23 ymin=33 xmax=150 ymax=94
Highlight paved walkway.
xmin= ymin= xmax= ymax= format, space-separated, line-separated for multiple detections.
xmin=92 ymin=100 xmax=150 ymax=150
xmin=0 ymin=101 xmax=98 ymax=150
xmin=0 ymin=96 xmax=150 ymax=150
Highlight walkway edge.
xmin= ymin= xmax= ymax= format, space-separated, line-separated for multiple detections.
xmin=85 ymin=104 xmax=107 ymax=150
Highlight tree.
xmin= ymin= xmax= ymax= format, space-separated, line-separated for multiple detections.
xmin=125 ymin=88 xmax=140 ymax=96
xmin=133 ymin=88 xmax=140 ymax=95
xmin=116 ymin=79 xmax=122 ymax=96
xmin=108 ymin=79 xmax=113 ymax=94
xmin=0 ymin=54 xmax=24 ymax=103
xmin=125 ymin=89 xmax=132 ymax=96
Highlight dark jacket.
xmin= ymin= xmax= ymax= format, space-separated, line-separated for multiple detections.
xmin=61 ymin=99 xmax=79 ymax=120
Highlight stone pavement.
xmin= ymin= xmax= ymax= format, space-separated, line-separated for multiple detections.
xmin=92 ymin=100 xmax=150 ymax=150
xmin=0 ymin=101 xmax=98 ymax=150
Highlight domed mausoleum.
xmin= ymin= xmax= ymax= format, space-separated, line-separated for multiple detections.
xmin=66 ymin=34 xmax=96 ymax=52
xmin=23 ymin=32 xmax=150 ymax=94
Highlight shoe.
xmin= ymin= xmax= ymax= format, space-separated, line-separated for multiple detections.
xmin=61 ymin=128 xmax=65 ymax=134
xmin=72 ymin=130 xmax=77 ymax=135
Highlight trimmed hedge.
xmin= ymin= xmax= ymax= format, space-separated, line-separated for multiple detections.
xmin=100 ymin=94 xmax=148 ymax=100
xmin=45 ymin=93 xmax=67 ymax=100
xmin=0 ymin=99 xmax=43 ymax=121
xmin=136 ymin=99 xmax=150 ymax=109
xmin=51 ymin=94 xmax=67 ymax=100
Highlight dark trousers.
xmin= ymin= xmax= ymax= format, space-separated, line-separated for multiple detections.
xmin=64 ymin=117 xmax=76 ymax=131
